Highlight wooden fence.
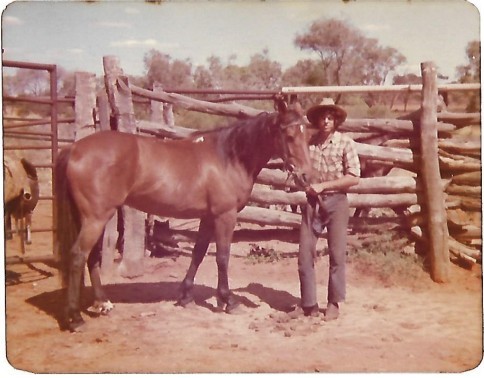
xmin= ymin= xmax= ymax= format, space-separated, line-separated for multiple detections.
xmin=59 ymin=57 xmax=484 ymax=282
xmin=6 ymin=56 xmax=476 ymax=282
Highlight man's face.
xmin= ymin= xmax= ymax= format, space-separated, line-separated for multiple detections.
xmin=316 ymin=111 xmax=336 ymax=134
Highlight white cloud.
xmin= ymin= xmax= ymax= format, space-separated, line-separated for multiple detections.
xmin=110 ymin=39 xmax=179 ymax=49
xmin=67 ymin=48 xmax=84 ymax=55
xmin=96 ymin=21 xmax=131 ymax=29
xmin=124 ymin=7 xmax=140 ymax=14
xmin=111 ymin=38 xmax=158 ymax=47
xmin=395 ymin=63 xmax=421 ymax=76
xmin=3 ymin=16 xmax=23 ymax=25
xmin=362 ymin=23 xmax=390 ymax=32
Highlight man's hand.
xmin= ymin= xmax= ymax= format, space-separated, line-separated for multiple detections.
xmin=306 ymin=182 xmax=327 ymax=196
xmin=305 ymin=175 xmax=359 ymax=196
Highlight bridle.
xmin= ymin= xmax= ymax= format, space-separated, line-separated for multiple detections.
xmin=275 ymin=119 xmax=311 ymax=189
xmin=271 ymin=95 xmax=311 ymax=188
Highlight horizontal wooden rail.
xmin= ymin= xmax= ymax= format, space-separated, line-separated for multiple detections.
xmin=281 ymin=83 xmax=481 ymax=95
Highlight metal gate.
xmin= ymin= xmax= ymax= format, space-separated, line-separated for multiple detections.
xmin=3 ymin=60 xmax=68 ymax=264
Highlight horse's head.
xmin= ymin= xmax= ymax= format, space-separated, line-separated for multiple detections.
xmin=272 ymin=98 xmax=313 ymax=188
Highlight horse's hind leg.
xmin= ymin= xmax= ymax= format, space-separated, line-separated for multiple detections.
xmin=86 ymin=229 xmax=114 ymax=315
xmin=177 ymin=217 xmax=214 ymax=307
xmin=65 ymin=238 xmax=88 ymax=331
xmin=65 ymin=220 xmax=109 ymax=332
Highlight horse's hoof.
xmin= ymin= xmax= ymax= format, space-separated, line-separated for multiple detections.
xmin=175 ymin=296 xmax=194 ymax=308
xmin=216 ymin=295 xmax=240 ymax=314
xmin=65 ymin=315 xmax=86 ymax=333
xmin=225 ymin=300 xmax=242 ymax=315
xmin=87 ymin=300 xmax=114 ymax=316
xmin=69 ymin=320 xmax=86 ymax=333
xmin=101 ymin=300 xmax=114 ymax=315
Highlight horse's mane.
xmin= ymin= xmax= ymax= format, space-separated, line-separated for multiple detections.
xmin=194 ymin=112 xmax=275 ymax=167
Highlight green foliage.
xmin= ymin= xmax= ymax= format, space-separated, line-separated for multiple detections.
xmin=347 ymin=230 xmax=426 ymax=285
xmin=294 ymin=18 xmax=406 ymax=87
xmin=456 ymin=40 xmax=480 ymax=83
xmin=366 ymin=104 xmax=393 ymax=119
xmin=144 ymin=49 xmax=193 ymax=89
xmin=455 ymin=40 xmax=480 ymax=112
xmin=176 ymin=109 xmax=225 ymax=131
xmin=246 ymin=244 xmax=282 ymax=264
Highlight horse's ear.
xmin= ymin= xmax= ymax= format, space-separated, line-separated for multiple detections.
xmin=274 ymin=94 xmax=288 ymax=113
xmin=293 ymin=101 xmax=304 ymax=116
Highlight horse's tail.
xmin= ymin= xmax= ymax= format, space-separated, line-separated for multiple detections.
xmin=54 ymin=147 xmax=81 ymax=287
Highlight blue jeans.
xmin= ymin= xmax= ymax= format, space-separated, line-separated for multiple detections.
xmin=298 ymin=193 xmax=349 ymax=307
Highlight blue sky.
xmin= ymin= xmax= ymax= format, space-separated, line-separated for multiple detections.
xmin=1 ymin=0 xmax=481 ymax=81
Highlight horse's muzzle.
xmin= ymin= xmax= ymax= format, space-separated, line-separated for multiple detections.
xmin=22 ymin=190 xmax=33 ymax=202
xmin=286 ymin=164 xmax=312 ymax=190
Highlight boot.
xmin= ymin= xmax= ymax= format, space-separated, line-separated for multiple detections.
xmin=324 ymin=302 xmax=339 ymax=321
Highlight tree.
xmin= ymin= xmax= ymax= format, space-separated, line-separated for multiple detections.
xmin=194 ymin=50 xmax=281 ymax=91
xmin=456 ymin=40 xmax=480 ymax=83
xmin=295 ymin=18 xmax=363 ymax=87
xmin=143 ymin=49 xmax=193 ymax=89
xmin=245 ymin=49 xmax=282 ymax=90
xmin=282 ymin=59 xmax=326 ymax=87
xmin=281 ymin=59 xmax=327 ymax=109
xmin=391 ymin=73 xmax=422 ymax=111
xmin=294 ymin=18 xmax=406 ymax=104
xmin=456 ymin=40 xmax=480 ymax=112
xmin=3 ymin=68 xmax=49 ymax=96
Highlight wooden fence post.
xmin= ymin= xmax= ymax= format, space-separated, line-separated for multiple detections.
xmin=74 ymin=72 xmax=96 ymax=140
xmin=151 ymin=82 xmax=164 ymax=124
xmin=163 ymin=103 xmax=175 ymax=127
xmin=419 ymin=61 xmax=450 ymax=282
xmin=103 ymin=55 xmax=145 ymax=278
xmin=97 ymin=92 xmax=110 ymax=131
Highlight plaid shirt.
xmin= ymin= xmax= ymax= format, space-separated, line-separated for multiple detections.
xmin=309 ymin=131 xmax=360 ymax=185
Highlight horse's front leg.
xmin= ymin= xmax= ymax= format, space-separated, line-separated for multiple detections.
xmin=25 ymin=212 xmax=32 ymax=244
xmin=213 ymin=210 xmax=239 ymax=313
xmin=178 ymin=217 xmax=214 ymax=306
xmin=86 ymin=230 xmax=114 ymax=316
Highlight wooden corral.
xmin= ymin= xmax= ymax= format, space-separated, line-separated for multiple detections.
xmin=3 ymin=57 xmax=481 ymax=283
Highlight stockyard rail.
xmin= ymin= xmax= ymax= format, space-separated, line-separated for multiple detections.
xmin=3 ymin=57 xmax=481 ymax=283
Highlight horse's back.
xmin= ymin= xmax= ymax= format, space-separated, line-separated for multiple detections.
xmin=65 ymin=131 xmax=207 ymax=216
xmin=65 ymin=130 xmax=251 ymax=219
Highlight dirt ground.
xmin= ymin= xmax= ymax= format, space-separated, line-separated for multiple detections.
xmin=3 ymin=202 xmax=483 ymax=374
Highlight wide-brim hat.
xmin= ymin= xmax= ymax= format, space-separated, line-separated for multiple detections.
xmin=306 ymin=98 xmax=347 ymax=126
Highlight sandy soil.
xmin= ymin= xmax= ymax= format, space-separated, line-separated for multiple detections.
xmin=3 ymin=202 xmax=483 ymax=374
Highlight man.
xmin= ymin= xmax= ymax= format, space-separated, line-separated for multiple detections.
xmin=295 ymin=98 xmax=360 ymax=321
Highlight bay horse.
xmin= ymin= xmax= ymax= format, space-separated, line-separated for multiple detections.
xmin=55 ymin=100 xmax=312 ymax=331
